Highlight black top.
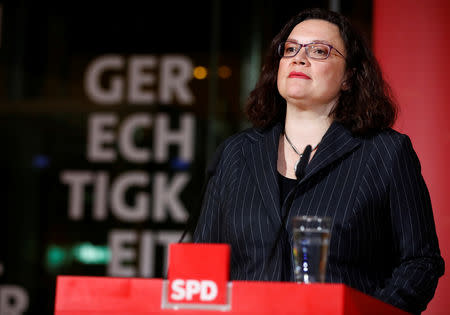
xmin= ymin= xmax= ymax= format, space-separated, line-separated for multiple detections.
xmin=277 ymin=172 xmax=297 ymax=209
xmin=277 ymin=172 xmax=298 ymax=281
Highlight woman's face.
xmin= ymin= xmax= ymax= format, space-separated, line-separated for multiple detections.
xmin=277 ymin=19 xmax=347 ymax=110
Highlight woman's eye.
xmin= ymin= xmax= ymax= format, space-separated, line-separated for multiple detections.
xmin=286 ymin=46 xmax=297 ymax=53
xmin=313 ymin=48 xmax=326 ymax=55
xmin=310 ymin=45 xmax=329 ymax=56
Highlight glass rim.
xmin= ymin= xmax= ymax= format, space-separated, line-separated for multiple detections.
xmin=291 ymin=215 xmax=332 ymax=223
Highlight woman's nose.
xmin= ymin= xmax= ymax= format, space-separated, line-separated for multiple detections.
xmin=292 ymin=46 xmax=308 ymax=65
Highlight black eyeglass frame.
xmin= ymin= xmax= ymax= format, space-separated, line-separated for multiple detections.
xmin=277 ymin=40 xmax=345 ymax=60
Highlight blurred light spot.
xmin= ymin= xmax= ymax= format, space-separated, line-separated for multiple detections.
xmin=33 ymin=155 xmax=50 ymax=169
xmin=171 ymin=158 xmax=190 ymax=171
xmin=73 ymin=243 xmax=110 ymax=265
xmin=46 ymin=245 xmax=66 ymax=269
xmin=193 ymin=66 xmax=208 ymax=79
xmin=218 ymin=65 xmax=232 ymax=79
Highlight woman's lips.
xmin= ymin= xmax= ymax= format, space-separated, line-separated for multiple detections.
xmin=288 ymin=71 xmax=311 ymax=79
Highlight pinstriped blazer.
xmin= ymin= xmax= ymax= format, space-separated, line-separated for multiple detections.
xmin=193 ymin=121 xmax=444 ymax=314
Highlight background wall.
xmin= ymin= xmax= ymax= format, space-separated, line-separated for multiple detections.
xmin=374 ymin=1 xmax=450 ymax=313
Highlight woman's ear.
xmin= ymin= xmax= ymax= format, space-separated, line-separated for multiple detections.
xmin=341 ymin=68 xmax=355 ymax=91
xmin=341 ymin=80 xmax=350 ymax=91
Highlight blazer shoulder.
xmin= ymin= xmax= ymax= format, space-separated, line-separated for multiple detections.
xmin=219 ymin=126 xmax=264 ymax=153
xmin=363 ymin=128 xmax=417 ymax=165
xmin=209 ymin=127 xmax=261 ymax=171
xmin=367 ymin=128 xmax=412 ymax=148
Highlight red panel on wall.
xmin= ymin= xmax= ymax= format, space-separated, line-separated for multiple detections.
xmin=373 ymin=1 xmax=450 ymax=314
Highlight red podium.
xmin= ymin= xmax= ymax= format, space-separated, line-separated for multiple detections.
xmin=54 ymin=244 xmax=408 ymax=314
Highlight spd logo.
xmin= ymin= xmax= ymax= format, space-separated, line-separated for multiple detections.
xmin=169 ymin=279 xmax=218 ymax=302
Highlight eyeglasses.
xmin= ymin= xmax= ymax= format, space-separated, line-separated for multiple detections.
xmin=277 ymin=41 xmax=345 ymax=60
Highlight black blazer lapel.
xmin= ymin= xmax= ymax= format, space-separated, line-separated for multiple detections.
xmin=285 ymin=122 xmax=361 ymax=278
xmin=301 ymin=121 xmax=361 ymax=184
xmin=243 ymin=124 xmax=283 ymax=225
xmin=241 ymin=122 xmax=360 ymax=226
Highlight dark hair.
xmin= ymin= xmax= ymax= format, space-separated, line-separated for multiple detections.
xmin=244 ymin=8 xmax=397 ymax=135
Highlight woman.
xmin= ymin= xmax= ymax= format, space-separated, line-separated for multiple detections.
xmin=193 ymin=8 xmax=444 ymax=314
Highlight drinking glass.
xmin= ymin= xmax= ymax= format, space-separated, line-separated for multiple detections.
xmin=292 ymin=215 xmax=331 ymax=283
